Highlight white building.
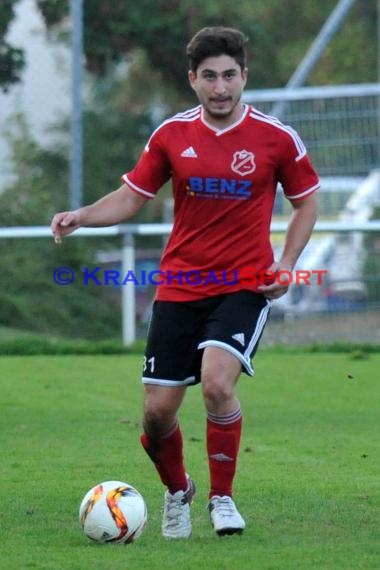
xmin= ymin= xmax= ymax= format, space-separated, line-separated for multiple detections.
xmin=0 ymin=0 xmax=70 ymax=189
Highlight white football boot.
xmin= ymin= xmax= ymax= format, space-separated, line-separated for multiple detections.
xmin=208 ymin=495 xmax=245 ymax=536
xmin=162 ymin=476 xmax=196 ymax=539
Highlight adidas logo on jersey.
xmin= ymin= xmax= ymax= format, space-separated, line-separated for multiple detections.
xmin=232 ymin=333 xmax=245 ymax=346
xmin=181 ymin=146 xmax=198 ymax=158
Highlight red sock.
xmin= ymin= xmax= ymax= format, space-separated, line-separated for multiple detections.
xmin=140 ymin=423 xmax=188 ymax=494
xmin=207 ymin=408 xmax=242 ymax=499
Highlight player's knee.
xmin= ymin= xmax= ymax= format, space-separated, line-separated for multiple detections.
xmin=143 ymin=409 xmax=169 ymax=434
xmin=201 ymin=373 xmax=234 ymax=408
xmin=142 ymin=385 xmax=185 ymax=436
xmin=142 ymin=405 xmax=176 ymax=438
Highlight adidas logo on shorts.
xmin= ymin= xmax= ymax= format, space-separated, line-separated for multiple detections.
xmin=231 ymin=333 xmax=245 ymax=346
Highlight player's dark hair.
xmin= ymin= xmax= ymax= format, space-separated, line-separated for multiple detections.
xmin=187 ymin=27 xmax=248 ymax=73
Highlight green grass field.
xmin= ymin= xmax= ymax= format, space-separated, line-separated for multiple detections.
xmin=1 ymin=352 xmax=379 ymax=570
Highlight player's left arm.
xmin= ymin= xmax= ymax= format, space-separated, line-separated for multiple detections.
xmin=258 ymin=194 xmax=317 ymax=299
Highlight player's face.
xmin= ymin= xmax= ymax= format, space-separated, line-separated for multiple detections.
xmin=188 ymin=55 xmax=248 ymax=127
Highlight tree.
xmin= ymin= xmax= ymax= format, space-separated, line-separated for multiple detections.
xmin=1 ymin=1 xmax=377 ymax=91
xmin=34 ymin=0 xmax=377 ymax=91
xmin=0 ymin=114 xmax=122 ymax=339
xmin=0 ymin=0 xmax=25 ymax=91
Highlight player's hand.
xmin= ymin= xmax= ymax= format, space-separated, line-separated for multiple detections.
xmin=51 ymin=211 xmax=81 ymax=244
xmin=257 ymin=261 xmax=291 ymax=300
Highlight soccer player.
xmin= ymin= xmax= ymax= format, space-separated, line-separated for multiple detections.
xmin=51 ymin=27 xmax=319 ymax=539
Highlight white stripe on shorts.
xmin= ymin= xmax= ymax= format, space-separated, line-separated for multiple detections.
xmin=244 ymin=299 xmax=271 ymax=361
xmin=142 ymin=375 xmax=196 ymax=387
xmin=198 ymin=340 xmax=255 ymax=375
xmin=198 ymin=299 xmax=271 ymax=376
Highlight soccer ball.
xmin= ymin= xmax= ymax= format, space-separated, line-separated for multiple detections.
xmin=79 ymin=480 xmax=147 ymax=544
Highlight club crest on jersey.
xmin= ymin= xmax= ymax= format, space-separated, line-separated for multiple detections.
xmin=231 ymin=150 xmax=256 ymax=176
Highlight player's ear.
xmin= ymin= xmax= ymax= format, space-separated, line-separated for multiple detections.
xmin=188 ymin=70 xmax=197 ymax=91
xmin=242 ymin=67 xmax=248 ymax=87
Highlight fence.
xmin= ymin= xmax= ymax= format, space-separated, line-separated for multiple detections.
xmin=243 ymin=83 xmax=380 ymax=178
xmin=1 ymin=84 xmax=380 ymax=345
xmin=1 ymin=216 xmax=380 ymax=346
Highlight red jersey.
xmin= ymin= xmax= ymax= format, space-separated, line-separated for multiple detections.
xmin=122 ymin=104 xmax=319 ymax=301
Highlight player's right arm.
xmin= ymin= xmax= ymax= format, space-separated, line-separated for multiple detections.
xmin=51 ymin=183 xmax=148 ymax=243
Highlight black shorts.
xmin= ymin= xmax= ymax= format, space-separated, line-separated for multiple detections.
xmin=142 ymin=290 xmax=271 ymax=386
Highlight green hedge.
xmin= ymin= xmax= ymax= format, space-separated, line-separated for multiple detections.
xmin=0 ymin=337 xmax=146 ymax=356
xmin=0 ymin=337 xmax=378 ymax=356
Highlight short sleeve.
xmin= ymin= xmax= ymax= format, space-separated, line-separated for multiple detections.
xmin=121 ymin=129 xmax=171 ymax=199
xmin=277 ymin=129 xmax=320 ymax=201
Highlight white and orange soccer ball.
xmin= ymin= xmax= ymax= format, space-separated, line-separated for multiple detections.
xmin=79 ymin=480 xmax=147 ymax=544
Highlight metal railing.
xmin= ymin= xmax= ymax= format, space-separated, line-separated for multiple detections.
xmin=1 ymin=218 xmax=380 ymax=345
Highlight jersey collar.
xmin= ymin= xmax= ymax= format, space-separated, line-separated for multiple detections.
xmin=200 ymin=104 xmax=249 ymax=136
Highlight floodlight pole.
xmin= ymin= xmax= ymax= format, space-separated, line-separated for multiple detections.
xmin=272 ymin=0 xmax=357 ymax=119
xmin=69 ymin=0 xmax=83 ymax=210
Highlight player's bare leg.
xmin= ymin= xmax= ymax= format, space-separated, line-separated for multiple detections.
xmin=142 ymin=384 xmax=186 ymax=438
xmin=201 ymin=346 xmax=246 ymax=535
